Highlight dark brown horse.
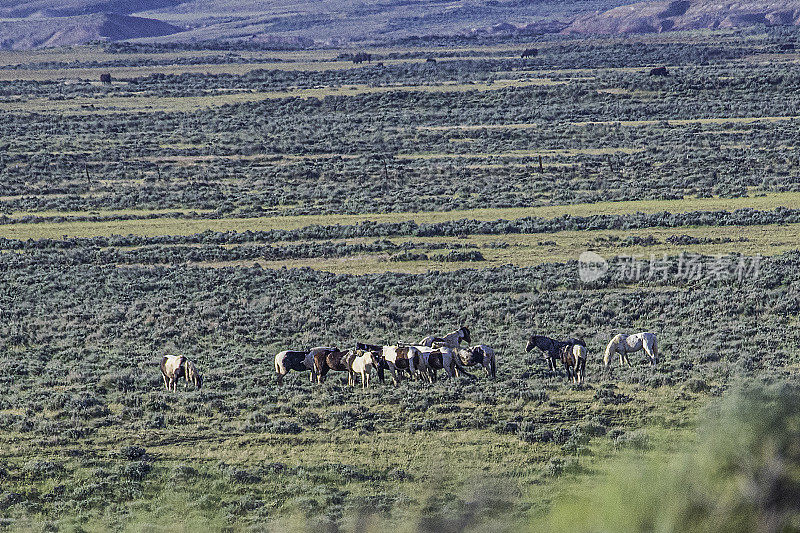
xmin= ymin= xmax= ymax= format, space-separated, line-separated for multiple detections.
xmin=313 ymin=348 xmax=356 ymax=384
xmin=526 ymin=335 xmax=586 ymax=374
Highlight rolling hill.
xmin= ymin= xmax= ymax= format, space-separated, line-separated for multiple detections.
xmin=0 ymin=12 xmax=183 ymax=50
xmin=3 ymin=0 xmax=800 ymax=50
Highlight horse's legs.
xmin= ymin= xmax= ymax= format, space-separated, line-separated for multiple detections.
xmin=162 ymin=374 xmax=169 ymax=390
xmin=646 ymin=341 xmax=658 ymax=366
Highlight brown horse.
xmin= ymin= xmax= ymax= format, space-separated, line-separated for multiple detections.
xmin=313 ymin=348 xmax=356 ymax=384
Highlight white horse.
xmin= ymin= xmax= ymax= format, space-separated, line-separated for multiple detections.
xmin=348 ymin=350 xmax=380 ymax=389
xmin=604 ymin=332 xmax=658 ymax=368
xmin=419 ymin=326 xmax=471 ymax=349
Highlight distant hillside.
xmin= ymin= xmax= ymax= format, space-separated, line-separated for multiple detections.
xmin=565 ymin=0 xmax=800 ymax=34
xmin=0 ymin=13 xmax=183 ymax=50
xmin=0 ymin=0 xmax=626 ymax=50
xmin=0 ymin=0 xmax=182 ymax=18
xmin=4 ymin=0 xmax=800 ymax=50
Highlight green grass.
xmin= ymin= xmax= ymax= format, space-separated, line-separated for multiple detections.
xmin=0 ymin=78 xmax=561 ymax=114
xmin=3 ymin=192 xmax=799 ymax=241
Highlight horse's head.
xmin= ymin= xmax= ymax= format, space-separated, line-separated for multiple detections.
xmin=460 ymin=326 xmax=471 ymax=344
xmin=366 ymin=350 xmax=382 ymax=368
xmin=603 ymin=339 xmax=616 ymax=367
xmin=525 ymin=336 xmax=538 ymax=352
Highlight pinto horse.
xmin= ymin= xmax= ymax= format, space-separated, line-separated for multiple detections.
xmin=457 ymin=345 xmax=497 ymax=378
xmin=416 ymin=345 xmax=475 ymax=382
xmin=526 ymin=335 xmax=586 ymax=373
xmin=348 ymin=350 xmax=380 ymax=389
xmin=160 ymin=355 xmax=202 ymax=391
xmin=382 ymin=345 xmax=422 ymax=385
xmin=604 ymin=332 xmax=658 ymax=368
xmin=560 ymin=344 xmax=587 ymax=383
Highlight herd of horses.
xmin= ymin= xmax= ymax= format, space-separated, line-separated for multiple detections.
xmin=159 ymin=327 xmax=659 ymax=391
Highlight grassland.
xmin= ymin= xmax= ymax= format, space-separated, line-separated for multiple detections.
xmin=3 ymin=192 xmax=799 ymax=240
xmin=3 ymin=31 xmax=800 ymax=531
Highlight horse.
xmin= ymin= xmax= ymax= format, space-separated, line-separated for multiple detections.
xmin=382 ymin=345 xmax=422 ymax=385
xmin=275 ymin=349 xmax=326 ymax=385
xmin=160 ymin=355 xmax=202 ymax=391
xmin=419 ymin=326 xmax=471 ymax=349
xmin=457 ymin=345 xmax=497 ymax=378
xmin=560 ymin=344 xmax=586 ymax=384
xmin=604 ymin=332 xmax=658 ymax=368
xmin=184 ymin=360 xmax=203 ymax=389
xmin=348 ymin=350 xmax=380 ymax=389
xmin=418 ymin=345 xmax=476 ymax=382
xmin=356 ymin=342 xmax=386 ymax=383
xmin=160 ymin=355 xmax=185 ymax=391
xmin=313 ymin=348 xmax=356 ymax=384
xmin=525 ymin=335 xmax=586 ymax=373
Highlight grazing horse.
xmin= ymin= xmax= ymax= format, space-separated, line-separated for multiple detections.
xmin=348 ymin=350 xmax=380 ymax=389
xmin=160 ymin=355 xmax=202 ymax=391
xmin=560 ymin=344 xmax=586 ymax=384
xmin=314 ymin=348 xmax=357 ymax=384
xmin=275 ymin=349 xmax=321 ymax=385
xmin=458 ymin=345 xmax=497 ymax=378
xmin=526 ymin=335 xmax=586 ymax=373
xmin=419 ymin=326 xmax=471 ymax=349
xmin=184 ymin=360 xmax=203 ymax=389
xmin=382 ymin=345 xmax=422 ymax=385
xmin=604 ymin=332 xmax=658 ymax=368
xmin=161 ymin=355 xmax=185 ymax=391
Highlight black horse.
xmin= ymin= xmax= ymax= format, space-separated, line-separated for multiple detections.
xmin=525 ymin=335 xmax=586 ymax=373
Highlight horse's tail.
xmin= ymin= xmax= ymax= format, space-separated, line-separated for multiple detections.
xmin=576 ymin=345 xmax=587 ymax=381
xmin=651 ymin=335 xmax=659 ymax=365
